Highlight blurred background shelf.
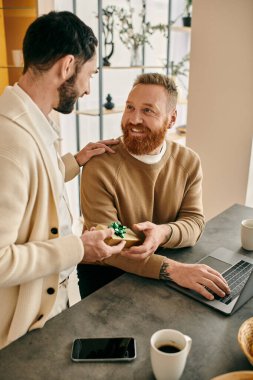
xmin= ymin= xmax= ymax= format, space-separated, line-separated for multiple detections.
xmin=171 ymin=25 xmax=191 ymax=32
xmin=0 ymin=0 xmax=38 ymax=93
xmin=101 ymin=65 xmax=169 ymax=70
xmin=76 ymin=106 xmax=124 ymax=116
xmin=77 ymin=96 xmax=188 ymax=117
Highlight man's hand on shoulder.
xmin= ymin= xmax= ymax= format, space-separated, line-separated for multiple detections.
xmin=120 ymin=222 xmax=172 ymax=260
xmin=75 ymin=138 xmax=119 ymax=166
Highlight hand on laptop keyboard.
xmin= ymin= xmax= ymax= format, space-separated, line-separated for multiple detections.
xmin=160 ymin=258 xmax=231 ymax=300
xmin=211 ymin=260 xmax=253 ymax=304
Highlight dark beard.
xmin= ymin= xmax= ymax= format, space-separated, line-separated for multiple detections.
xmin=122 ymin=121 xmax=168 ymax=155
xmin=54 ymin=73 xmax=78 ymax=114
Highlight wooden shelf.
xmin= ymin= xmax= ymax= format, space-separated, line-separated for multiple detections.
xmin=1 ymin=8 xmax=36 ymax=17
xmin=171 ymin=25 xmax=191 ymax=33
xmin=0 ymin=65 xmax=23 ymax=68
xmin=76 ymin=106 xmax=124 ymax=116
xmin=101 ymin=65 xmax=167 ymax=70
xmin=76 ymin=98 xmax=187 ymax=117
xmin=178 ymin=98 xmax=188 ymax=105
xmin=0 ymin=7 xmax=35 ymax=10
xmin=0 ymin=0 xmax=37 ymax=94
xmin=167 ymin=130 xmax=186 ymax=146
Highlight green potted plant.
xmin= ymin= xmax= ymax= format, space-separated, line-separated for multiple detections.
xmin=182 ymin=0 xmax=192 ymax=27
xmin=103 ymin=2 xmax=168 ymax=66
xmin=170 ymin=52 xmax=190 ymax=98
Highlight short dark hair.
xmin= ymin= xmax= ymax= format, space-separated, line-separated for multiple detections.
xmin=133 ymin=73 xmax=178 ymax=110
xmin=22 ymin=11 xmax=98 ymax=73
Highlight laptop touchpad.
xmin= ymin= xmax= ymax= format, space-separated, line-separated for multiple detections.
xmin=200 ymin=256 xmax=231 ymax=273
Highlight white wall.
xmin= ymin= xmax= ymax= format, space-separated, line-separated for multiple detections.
xmin=187 ymin=0 xmax=253 ymax=220
xmin=246 ymin=138 xmax=253 ymax=207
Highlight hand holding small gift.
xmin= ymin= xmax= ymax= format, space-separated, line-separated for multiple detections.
xmin=95 ymin=221 xmax=142 ymax=248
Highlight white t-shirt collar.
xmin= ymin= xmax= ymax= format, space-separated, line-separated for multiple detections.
xmin=121 ymin=137 xmax=166 ymax=164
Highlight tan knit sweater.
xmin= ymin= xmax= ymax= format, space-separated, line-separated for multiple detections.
xmin=81 ymin=139 xmax=204 ymax=279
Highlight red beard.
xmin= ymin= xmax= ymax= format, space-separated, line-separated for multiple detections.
xmin=122 ymin=122 xmax=168 ymax=155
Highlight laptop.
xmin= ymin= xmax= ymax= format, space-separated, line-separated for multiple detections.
xmin=166 ymin=247 xmax=253 ymax=315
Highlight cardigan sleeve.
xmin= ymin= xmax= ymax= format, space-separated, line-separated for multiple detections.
xmin=61 ymin=153 xmax=80 ymax=182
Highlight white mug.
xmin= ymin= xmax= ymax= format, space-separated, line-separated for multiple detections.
xmin=150 ymin=329 xmax=192 ymax=380
xmin=241 ymin=219 xmax=253 ymax=251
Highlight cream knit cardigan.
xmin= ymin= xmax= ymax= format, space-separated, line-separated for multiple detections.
xmin=0 ymin=87 xmax=83 ymax=349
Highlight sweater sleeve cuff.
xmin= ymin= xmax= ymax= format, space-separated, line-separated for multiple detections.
xmin=162 ymin=223 xmax=184 ymax=248
xmin=61 ymin=153 xmax=80 ymax=182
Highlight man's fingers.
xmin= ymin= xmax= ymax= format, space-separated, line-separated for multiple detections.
xmin=103 ymin=146 xmax=116 ymax=153
xmin=86 ymin=139 xmax=119 ymax=147
xmin=122 ymin=240 xmax=153 ymax=255
xmin=93 ymin=142 xmax=115 ymax=151
xmin=108 ymin=240 xmax=126 ymax=255
xmin=133 ymin=222 xmax=151 ymax=232
xmin=193 ymin=283 xmax=215 ymax=300
xmin=192 ymin=271 xmax=230 ymax=300
xmin=201 ymin=279 xmax=226 ymax=298
xmin=88 ymin=147 xmax=106 ymax=157
xmin=208 ymin=275 xmax=230 ymax=295
xmin=206 ymin=268 xmax=230 ymax=293
xmin=100 ymin=240 xmax=126 ymax=260
xmin=98 ymin=138 xmax=119 ymax=146
xmin=88 ymin=145 xmax=115 ymax=155
xmin=101 ymin=227 xmax=115 ymax=239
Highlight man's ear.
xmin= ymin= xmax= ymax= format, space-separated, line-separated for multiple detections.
xmin=59 ymin=55 xmax=75 ymax=81
xmin=167 ymin=109 xmax=177 ymax=129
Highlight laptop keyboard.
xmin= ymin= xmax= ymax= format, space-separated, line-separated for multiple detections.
xmin=213 ymin=260 xmax=253 ymax=304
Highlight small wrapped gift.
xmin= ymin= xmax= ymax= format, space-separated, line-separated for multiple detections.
xmin=95 ymin=222 xmax=142 ymax=248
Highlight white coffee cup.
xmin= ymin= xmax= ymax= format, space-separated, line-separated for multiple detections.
xmin=241 ymin=219 xmax=253 ymax=251
xmin=150 ymin=329 xmax=192 ymax=380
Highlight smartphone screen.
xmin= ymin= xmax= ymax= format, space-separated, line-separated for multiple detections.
xmin=71 ymin=337 xmax=136 ymax=362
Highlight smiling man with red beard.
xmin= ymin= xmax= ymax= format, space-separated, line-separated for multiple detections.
xmin=122 ymin=82 xmax=174 ymax=156
xmin=79 ymin=73 xmax=230 ymax=301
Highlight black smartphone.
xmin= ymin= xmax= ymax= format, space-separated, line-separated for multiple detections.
xmin=71 ymin=337 xmax=136 ymax=362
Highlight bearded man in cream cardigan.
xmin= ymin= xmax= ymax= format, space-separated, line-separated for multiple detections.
xmin=0 ymin=11 xmax=126 ymax=349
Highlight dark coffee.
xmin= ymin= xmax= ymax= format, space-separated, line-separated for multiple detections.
xmin=158 ymin=344 xmax=181 ymax=354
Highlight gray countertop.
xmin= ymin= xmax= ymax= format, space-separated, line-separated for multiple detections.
xmin=1 ymin=204 xmax=253 ymax=380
